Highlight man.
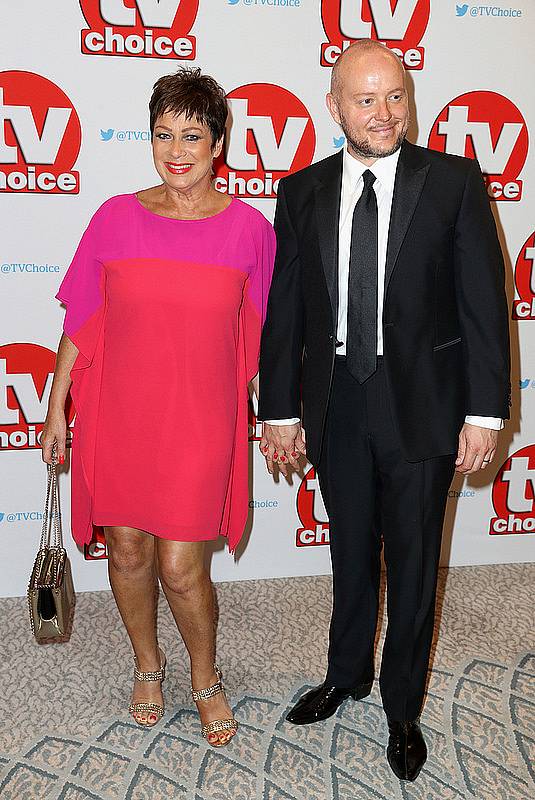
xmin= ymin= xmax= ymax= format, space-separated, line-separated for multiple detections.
xmin=258 ymin=40 xmax=510 ymax=782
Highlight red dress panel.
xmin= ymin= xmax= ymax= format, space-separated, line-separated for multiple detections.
xmin=56 ymin=195 xmax=275 ymax=552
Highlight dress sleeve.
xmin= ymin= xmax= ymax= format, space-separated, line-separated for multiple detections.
xmin=55 ymin=208 xmax=108 ymax=548
xmin=244 ymin=216 xmax=276 ymax=382
xmin=56 ymin=214 xmax=105 ymax=369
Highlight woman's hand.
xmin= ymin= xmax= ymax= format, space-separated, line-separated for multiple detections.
xmin=41 ymin=410 xmax=67 ymax=465
xmin=260 ymin=422 xmax=305 ymax=477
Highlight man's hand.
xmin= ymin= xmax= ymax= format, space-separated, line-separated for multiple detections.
xmin=260 ymin=423 xmax=306 ymax=477
xmin=455 ymin=423 xmax=498 ymax=474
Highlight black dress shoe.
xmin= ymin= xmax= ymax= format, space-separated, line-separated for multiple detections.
xmin=286 ymin=682 xmax=372 ymax=725
xmin=386 ymin=719 xmax=427 ymax=781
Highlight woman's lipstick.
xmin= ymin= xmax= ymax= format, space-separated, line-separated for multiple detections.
xmin=165 ymin=162 xmax=193 ymax=175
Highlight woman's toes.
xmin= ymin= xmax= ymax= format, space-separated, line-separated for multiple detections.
xmin=208 ymin=733 xmax=218 ymax=744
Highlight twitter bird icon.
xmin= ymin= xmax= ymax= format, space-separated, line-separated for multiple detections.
xmin=333 ymin=136 xmax=345 ymax=149
xmin=0 ymin=513 xmax=4 ymax=523
xmin=101 ymin=128 xmax=114 ymax=141
xmin=228 ymin=0 xmax=240 ymax=5
xmin=520 ymin=379 xmax=530 ymax=389
xmin=456 ymin=4 xmax=469 ymax=16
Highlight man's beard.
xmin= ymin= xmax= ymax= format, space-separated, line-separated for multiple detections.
xmin=340 ymin=114 xmax=408 ymax=160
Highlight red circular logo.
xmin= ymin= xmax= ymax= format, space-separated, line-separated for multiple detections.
xmin=320 ymin=0 xmax=430 ymax=68
xmin=512 ymin=231 xmax=535 ymax=320
xmin=489 ymin=445 xmax=535 ymax=535
xmin=79 ymin=0 xmax=198 ymax=59
xmin=214 ymin=83 xmax=316 ymax=199
xmin=428 ymin=91 xmax=528 ymax=202
xmin=0 ymin=343 xmax=74 ymax=452
xmin=295 ymin=466 xmax=330 ymax=547
xmin=84 ymin=526 xmax=108 ymax=561
xmin=0 ymin=71 xmax=81 ymax=194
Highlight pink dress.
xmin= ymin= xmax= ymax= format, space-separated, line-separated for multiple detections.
xmin=57 ymin=194 xmax=275 ymax=552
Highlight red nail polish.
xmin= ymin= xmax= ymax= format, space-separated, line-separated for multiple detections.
xmin=59 ymin=454 xmax=65 ymax=465
xmin=273 ymin=452 xmax=278 ymax=458
xmin=280 ymin=456 xmax=286 ymax=462
xmin=292 ymin=452 xmax=298 ymax=458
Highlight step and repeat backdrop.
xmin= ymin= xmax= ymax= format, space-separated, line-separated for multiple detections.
xmin=1 ymin=1 xmax=534 ymax=596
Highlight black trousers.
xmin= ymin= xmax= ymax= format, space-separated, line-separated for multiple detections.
xmin=317 ymin=356 xmax=456 ymax=721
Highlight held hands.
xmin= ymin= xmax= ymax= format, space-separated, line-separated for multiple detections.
xmin=455 ymin=423 xmax=498 ymax=474
xmin=261 ymin=421 xmax=496 ymax=476
xmin=260 ymin=423 xmax=306 ymax=477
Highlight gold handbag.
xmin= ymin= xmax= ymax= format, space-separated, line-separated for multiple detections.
xmin=28 ymin=449 xmax=75 ymax=642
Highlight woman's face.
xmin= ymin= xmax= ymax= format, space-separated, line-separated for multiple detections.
xmin=152 ymin=110 xmax=223 ymax=193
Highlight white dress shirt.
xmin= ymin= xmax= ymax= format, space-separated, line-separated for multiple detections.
xmin=266 ymin=146 xmax=502 ymax=431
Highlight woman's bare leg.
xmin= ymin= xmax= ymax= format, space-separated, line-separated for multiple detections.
xmin=156 ymin=538 xmax=236 ymax=745
xmin=104 ymin=526 xmax=162 ymax=725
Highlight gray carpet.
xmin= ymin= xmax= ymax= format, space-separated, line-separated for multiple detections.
xmin=1 ymin=564 xmax=534 ymax=799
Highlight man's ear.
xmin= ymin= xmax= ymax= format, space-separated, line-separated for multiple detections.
xmin=326 ymin=92 xmax=341 ymax=126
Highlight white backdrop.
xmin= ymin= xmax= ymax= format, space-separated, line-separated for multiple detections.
xmin=1 ymin=0 xmax=534 ymax=598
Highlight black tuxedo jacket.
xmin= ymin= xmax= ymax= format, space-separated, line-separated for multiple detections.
xmin=258 ymin=140 xmax=510 ymax=465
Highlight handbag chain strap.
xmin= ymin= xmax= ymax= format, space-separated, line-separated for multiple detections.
xmin=39 ymin=444 xmax=64 ymax=551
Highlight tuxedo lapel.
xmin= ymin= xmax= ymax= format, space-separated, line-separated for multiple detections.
xmin=314 ymin=151 xmax=343 ymax=328
xmin=385 ymin=141 xmax=430 ymax=293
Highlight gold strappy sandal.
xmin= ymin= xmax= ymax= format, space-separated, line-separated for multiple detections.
xmin=128 ymin=648 xmax=166 ymax=727
xmin=191 ymin=665 xmax=238 ymax=747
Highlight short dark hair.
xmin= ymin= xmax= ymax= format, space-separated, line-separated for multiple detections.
xmin=149 ymin=67 xmax=228 ymax=145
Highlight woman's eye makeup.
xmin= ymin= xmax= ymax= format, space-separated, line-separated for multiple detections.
xmin=155 ymin=132 xmax=202 ymax=142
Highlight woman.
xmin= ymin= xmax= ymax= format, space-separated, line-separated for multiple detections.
xmin=42 ymin=67 xmax=275 ymax=747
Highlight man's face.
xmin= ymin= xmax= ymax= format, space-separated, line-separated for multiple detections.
xmin=327 ymin=50 xmax=410 ymax=163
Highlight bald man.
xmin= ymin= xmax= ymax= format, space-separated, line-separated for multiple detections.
xmin=258 ymin=41 xmax=510 ymax=781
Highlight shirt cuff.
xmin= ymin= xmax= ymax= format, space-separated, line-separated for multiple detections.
xmin=264 ymin=418 xmax=301 ymax=425
xmin=465 ymin=415 xmax=504 ymax=430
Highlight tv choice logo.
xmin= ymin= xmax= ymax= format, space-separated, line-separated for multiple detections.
xmin=0 ymin=71 xmax=81 ymax=195
xmin=295 ymin=466 xmax=330 ymax=547
xmin=490 ymin=445 xmax=535 ymax=535
xmin=214 ymin=83 xmax=315 ymax=198
xmin=428 ymin=91 xmax=528 ymax=202
xmin=320 ymin=0 xmax=429 ymax=68
xmin=0 ymin=343 xmax=74 ymax=452
xmin=512 ymin=231 xmax=535 ymax=320
xmin=79 ymin=0 xmax=198 ymax=59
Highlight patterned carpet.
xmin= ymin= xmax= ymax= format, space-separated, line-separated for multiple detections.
xmin=0 ymin=565 xmax=534 ymax=799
